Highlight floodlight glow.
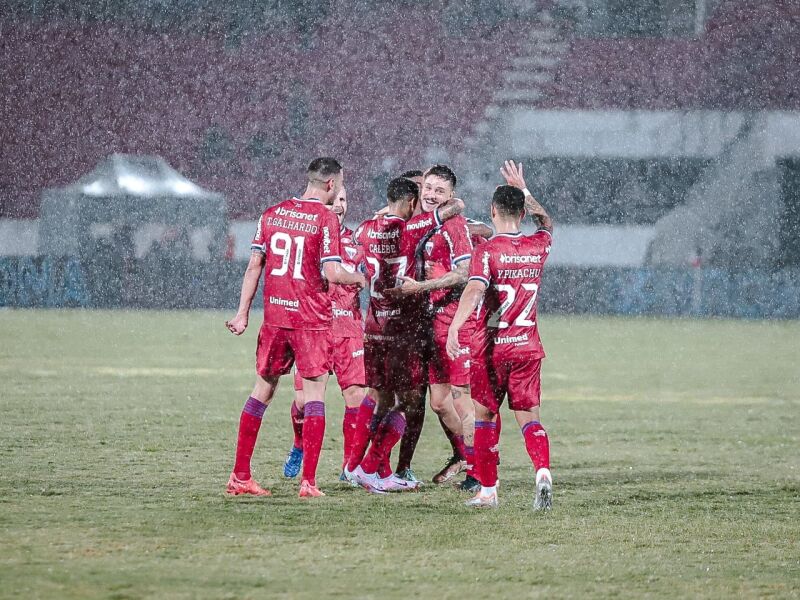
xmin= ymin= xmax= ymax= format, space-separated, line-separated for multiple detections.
xmin=118 ymin=175 xmax=151 ymax=194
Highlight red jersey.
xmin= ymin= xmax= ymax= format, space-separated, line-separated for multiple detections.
xmin=355 ymin=210 xmax=444 ymax=335
xmin=469 ymin=230 xmax=552 ymax=359
xmin=329 ymin=225 xmax=364 ymax=338
xmin=251 ymin=197 xmax=342 ymax=330
xmin=423 ymin=214 xmax=473 ymax=326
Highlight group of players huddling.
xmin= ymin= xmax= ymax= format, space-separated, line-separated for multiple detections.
xmin=225 ymin=157 xmax=553 ymax=509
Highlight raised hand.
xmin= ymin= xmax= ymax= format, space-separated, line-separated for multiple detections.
xmin=500 ymin=160 xmax=527 ymax=191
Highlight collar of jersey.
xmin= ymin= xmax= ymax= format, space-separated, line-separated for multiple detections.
xmin=293 ymin=196 xmax=322 ymax=204
xmin=384 ymin=214 xmax=404 ymax=221
xmin=493 ymin=231 xmax=523 ymax=238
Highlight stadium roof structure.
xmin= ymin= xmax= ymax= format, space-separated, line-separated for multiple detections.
xmin=39 ymin=154 xmax=227 ymax=257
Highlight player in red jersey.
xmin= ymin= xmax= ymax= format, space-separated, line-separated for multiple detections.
xmin=386 ymin=165 xmax=476 ymax=486
xmin=283 ymin=186 xmax=368 ymax=479
xmin=224 ymin=158 xmax=366 ymax=498
xmin=447 ymin=162 xmax=554 ymax=510
xmin=344 ymin=177 xmax=464 ymax=493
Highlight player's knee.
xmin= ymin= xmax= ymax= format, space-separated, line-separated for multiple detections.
xmin=251 ymin=375 xmax=279 ymax=403
xmin=342 ymin=385 xmax=365 ymax=408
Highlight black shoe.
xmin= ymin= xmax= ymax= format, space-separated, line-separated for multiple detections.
xmin=457 ymin=474 xmax=481 ymax=493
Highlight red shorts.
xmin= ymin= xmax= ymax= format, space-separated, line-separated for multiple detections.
xmin=256 ymin=323 xmax=331 ymax=379
xmin=470 ymin=351 xmax=542 ymax=413
xmin=428 ymin=320 xmax=471 ymax=387
xmin=364 ymin=332 xmax=427 ymax=391
xmin=293 ymin=335 xmax=365 ymax=391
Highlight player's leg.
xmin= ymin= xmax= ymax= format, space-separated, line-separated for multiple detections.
xmin=345 ymin=334 xmax=386 ymax=475
xmin=509 ymin=358 xmax=551 ymax=511
xmin=352 ymin=388 xmax=400 ymax=493
xmin=291 ymin=329 xmax=333 ymax=497
xmin=227 ymin=324 xmax=292 ymax=497
xmin=333 ymin=336 xmax=367 ymax=476
xmin=283 ymin=369 xmax=305 ymax=478
xmin=394 ymin=384 xmax=425 ymax=482
xmin=430 ymin=383 xmax=468 ymax=483
xmin=465 ymin=353 xmax=504 ymax=508
xmin=453 ymin=384 xmax=480 ymax=492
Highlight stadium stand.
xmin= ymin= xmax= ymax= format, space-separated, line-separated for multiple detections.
xmin=0 ymin=5 xmax=531 ymax=222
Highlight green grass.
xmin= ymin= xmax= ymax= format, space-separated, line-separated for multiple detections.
xmin=1 ymin=310 xmax=798 ymax=599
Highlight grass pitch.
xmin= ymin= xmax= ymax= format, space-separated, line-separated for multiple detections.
xmin=0 ymin=310 xmax=798 ymax=599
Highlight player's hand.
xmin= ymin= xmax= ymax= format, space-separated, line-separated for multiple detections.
xmin=446 ymin=326 xmax=461 ymax=359
xmin=225 ymin=313 xmax=248 ymax=335
xmin=384 ymin=276 xmax=423 ymax=298
xmin=352 ymin=272 xmax=367 ymax=290
xmin=500 ymin=160 xmax=527 ymax=191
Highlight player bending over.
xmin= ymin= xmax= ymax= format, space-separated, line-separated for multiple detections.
xmin=225 ymin=158 xmax=366 ymax=498
xmin=447 ymin=171 xmax=553 ymax=510
xmin=283 ymin=187 xmax=368 ymax=480
xmin=345 ymin=177 xmax=464 ymax=493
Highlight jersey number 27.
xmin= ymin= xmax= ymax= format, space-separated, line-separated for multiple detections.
xmin=486 ymin=283 xmax=539 ymax=329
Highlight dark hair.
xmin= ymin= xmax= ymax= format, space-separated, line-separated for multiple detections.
xmin=400 ymin=169 xmax=423 ymax=179
xmin=492 ymin=185 xmax=525 ymax=216
xmin=387 ymin=177 xmax=420 ymax=204
xmin=424 ymin=164 xmax=457 ymax=189
xmin=307 ymin=157 xmax=342 ymax=179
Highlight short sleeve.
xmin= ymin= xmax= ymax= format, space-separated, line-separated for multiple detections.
xmin=444 ymin=219 xmax=473 ymax=266
xmin=468 ymin=248 xmax=491 ymax=288
xmin=251 ymin=214 xmax=266 ymax=253
xmin=529 ymin=229 xmax=552 ymax=266
xmin=320 ymin=210 xmax=343 ymax=264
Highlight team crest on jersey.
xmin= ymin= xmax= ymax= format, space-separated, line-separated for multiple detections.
xmin=425 ymin=241 xmax=434 ymax=254
xmin=345 ymin=246 xmax=357 ymax=260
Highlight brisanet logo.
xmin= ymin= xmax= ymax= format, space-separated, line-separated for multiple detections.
xmin=500 ymin=254 xmax=542 ymax=264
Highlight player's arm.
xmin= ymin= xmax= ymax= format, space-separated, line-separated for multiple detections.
xmin=226 ymin=251 xmax=266 ymax=335
xmin=323 ymin=260 xmax=366 ymax=289
xmin=446 ymin=279 xmax=486 ymax=359
xmin=467 ymin=220 xmax=493 ymax=239
xmin=500 ymin=160 xmax=553 ymax=232
xmin=434 ymin=198 xmax=465 ymax=224
xmin=388 ymin=260 xmax=469 ymax=296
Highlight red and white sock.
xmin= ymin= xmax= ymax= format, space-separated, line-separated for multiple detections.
xmin=521 ymin=421 xmax=550 ymax=471
xmin=346 ymin=396 xmax=376 ymax=472
xmin=360 ymin=410 xmax=406 ymax=475
xmin=301 ymin=401 xmax=326 ymax=487
xmin=474 ymin=420 xmax=498 ymax=488
xmin=233 ymin=396 xmax=268 ymax=480
xmin=290 ymin=399 xmax=304 ymax=450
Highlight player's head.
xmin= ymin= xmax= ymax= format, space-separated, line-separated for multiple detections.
xmin=386 ymin=176 xmax=420 ymax=220
xmin=421 ymin=164 xmax=456 ymax=213
xmin=491 ymin=185 xmax=525 ymax=225
xmin=329 ymin=186 xmax=347 ymax=226
xmin=400 ymin=169 xmax=424 ymax=191
xmin=307 ymin=157 xmax=344 ymax=203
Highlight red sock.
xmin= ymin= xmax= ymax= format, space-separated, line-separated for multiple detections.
xmin=474 ymin=420 xmax=498 ymax=487
xmin=494 ymin=412 xmax=502 ymax=464
xmin=342 ymin=406 xmax=359 ymax=470
xmin=361 ymin=410 xmax=406 ymax=474
xmin=379 ymin=454 xmax=392 ymax=479
xmin=301 ymin=401 xmax=325 ymax=486
xmin=233 ymin=396 xmax=268 ymax=480
xmin=290 ymin=400 xmax=304 ymax=449
xmin=522 ymin=421 xmax=550 ymax=471
xmin=346 ymin=396 xmax=376 ymax=471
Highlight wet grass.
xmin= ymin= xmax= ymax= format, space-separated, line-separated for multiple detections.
xmin=0 ymin=310 xmax=798 ymax=599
